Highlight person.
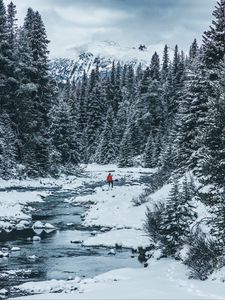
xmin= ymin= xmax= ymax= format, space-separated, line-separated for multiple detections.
xmin=106 ymin=172 xmax=113 ymax=188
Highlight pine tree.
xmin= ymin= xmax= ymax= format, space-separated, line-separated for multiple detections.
xmin=96 ymin=106 xmax=116 ymax=164
xmin=160 ymin=178 xmax=196 ymax=255
xmin=202 ymin=0 xmax=225 ymax=70
xmin=3 ymin=1 xmax=18 ymax=118
xmin=161 ymin=44 xmax=169 ymax=81
xmin=85 ymin=68 xmax=105 ymax=160
xmin=143 ymin=132 xmax=156 ymax=168
xmin=14 ymin=8 xmax=54 ymax=176
xmin=23 ymin=7 xmax=34 ymax=35
xmin=161 ymin=45 xmax=172 ymax=129
xmin=114 ymin=62 xmax=123 ymax=114
xmin=189 ymin=38 xmax=199 ymax=61
xmin=0 ymin=0 xmax=13 ymax=111
xmin=0 ymin=112 xmax=16 ymax=178
xmin=160 ymin=134 xmax=175 ymax=172
xmin=118 ymin=127 xmax=133 ymax=167
xmin=180 ymin=175 xmax=197 ymax=222
xmin=198 ymin=90 xmax=225 ymax=187
xmin=169 ymin=45 xmax=186 ymax=119
xmin=106 ymin=61 xmax=121 ymax=114
xmin=7 ymin=1 xmax=17 ymax=49
xmin=150 ymin=52 xmax=160 ymax=80
xmin=117 ymin=84 xmax=130 ymax=142
xmin=210 ymin=192 xmax=225 ymax=254
xmin=77 ymin=71 xmax=88 ymax=131
xmin=49 ymin=98 xmax=80 ymax=175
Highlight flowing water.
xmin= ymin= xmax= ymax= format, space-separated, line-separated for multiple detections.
xmin=0 ymin=181 xmax=143 ymax=298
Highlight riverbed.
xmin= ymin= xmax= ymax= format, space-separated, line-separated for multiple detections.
xmin=0 ymin=182 xmax=141 ymax=299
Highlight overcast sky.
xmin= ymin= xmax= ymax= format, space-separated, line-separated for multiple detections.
xmin=5 ymin=0 xmax=216 ymax=58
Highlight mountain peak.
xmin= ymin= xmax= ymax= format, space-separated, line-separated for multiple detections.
xmin=50 ymin=41 xmax=173 ymax=83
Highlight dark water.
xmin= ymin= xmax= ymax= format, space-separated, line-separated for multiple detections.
xmin=0 ymin=184 xmax=142 ymax=298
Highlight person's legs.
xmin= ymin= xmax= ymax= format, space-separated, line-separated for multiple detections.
xmin=111 ymin=181 xmax=113 ymax=188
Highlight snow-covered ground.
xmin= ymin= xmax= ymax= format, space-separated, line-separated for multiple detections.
xmin=66 ymin=164 xmax=156 ymax=248
xmin=11 ymin=259 xmax=225 ymax=300
xmin=0 ymin=191 xmax=49 ymax=230
xmin=2 ymin=164 xmax=225 ymax=299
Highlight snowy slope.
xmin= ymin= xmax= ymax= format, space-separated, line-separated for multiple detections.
xmin=4 ymin=164 xmax=225 ymax=300
xmin=50 ymin=41 xmax=174 ymax=82
xmin=11 ymin=260 xmax=225 ymax=300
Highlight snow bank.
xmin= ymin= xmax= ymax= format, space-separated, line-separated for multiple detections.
xmin=11 ymin=277 xmax=81 ymax=296
xmin=0 ymin=191 xmax=49 ymax=230
xmin=83 ymin=228 xmax=150 ymax=249
xmin=0 ymin=174 xmax=87 ymax=191
xmin=70 ymin=184 xmax=147 ymax=229
xmin=67 ymin=164 xmax=158 ymax=249
xmin=12 ymin=259 xmax=225 ymax=300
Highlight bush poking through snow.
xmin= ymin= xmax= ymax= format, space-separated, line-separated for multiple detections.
xmin=185 ymin=231 xmax=223 ymax=280
xmin=144 ymin=201 xmax=165 ymax=244
xmin=132 ymin=192 xmax=148 ymax=207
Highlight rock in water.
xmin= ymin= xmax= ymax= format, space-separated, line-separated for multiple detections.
xmin=28 ymin=255 xmax=38 ymax=261
xmin=33 ymin=221 xmax=44 ymax=229
xmin=1 ymin=248 xmax=9 ymax=252
xmin=11 ymin=247 xmax=21 ymax=252
xmin=16 ymin=223 xmax=25 ymax=230
xmin=0 ymin=251 xmax=9 ymax=257
xmin=44 ymin=223 xmax=55 ymax=230
xmin=0 ymin=289 xmax=8 ymax=296
xmin=108 ymin=249 xmax=116 ymax=255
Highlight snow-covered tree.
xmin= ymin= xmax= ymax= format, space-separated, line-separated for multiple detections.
xmin=0 ymin=0 xmax=13 ymax=112
xmin=143 ymin=132 xmax=156 ymax=168
xmin=6 ymin=1 xmax=17 ymax=49
xmin=203 ymin=0 xmax=225 ymax=70
xmin=160 ymin=178 xmax=197 ymax=255
xmin=96 ymin=106 xmax=116 ymax=164
xmin=49 ymin=98 xmax=80 ymax=175
xmin=198 ymin=90 xmax=225 ymax=187
xmin=0 ymin=112 xmax=16 ymax=178
xmin=210 ymin=192 xmax=225 ymax=254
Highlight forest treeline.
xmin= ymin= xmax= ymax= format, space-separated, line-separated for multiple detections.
xmin=0 ymin=0 xmax=225 ymax=190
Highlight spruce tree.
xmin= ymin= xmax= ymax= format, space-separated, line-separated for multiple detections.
xmin=161 ymin=44 xmax=169 ymax=81
xmin=203 ymin=0 xmax=225 ymax=70
xmin=198 ymin=90 xmax=225 ymax=187
xmin=96 ymin=106 xmax=116 ymax=164
xmin=160 ymin=178 xmax=196 ymax=255
xmin=85 ymin=68 xmax=105 ymax=160
xmin=49 ymin=98 xmax=80 ymax=175
xmin=143 ymin=132 xmax=156 ymax=168
xmin=210 ymin=192 xmax=225 ymax=255
xmin=0 ymin=0 xmax=12 ymax=111
xmin=15 ymin=8 xmax=54 ymax=176
xmin=0 ymin=112 xmax=16 ymax=178
xmin=150 ymin=52 xmax=160 ymax=80
xmin=168 ymin=45 xmax=185 ymax=121
xmin=118 ymin=128 xmax=133 ymax=167
xmin=6 ymin=1 xmax=17 ymax=49
xmin=4 ymin=1 xmax=18 ymax=118
xmin=189 ymin=38 xmax=199 ymax=62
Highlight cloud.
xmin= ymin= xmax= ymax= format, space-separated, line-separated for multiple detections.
xmin=5 ymin=0 xmax=216 ymax=58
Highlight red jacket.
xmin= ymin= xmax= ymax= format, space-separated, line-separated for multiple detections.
xmin=107 ymin=174 xmax=113 ymax=182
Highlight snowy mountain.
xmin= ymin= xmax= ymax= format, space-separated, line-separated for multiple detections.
xmin=50 ymin=40 xmax=173 ymax=82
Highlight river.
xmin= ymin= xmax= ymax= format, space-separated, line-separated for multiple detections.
xmin=0 ymin=181 xmax=142 ymax=298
